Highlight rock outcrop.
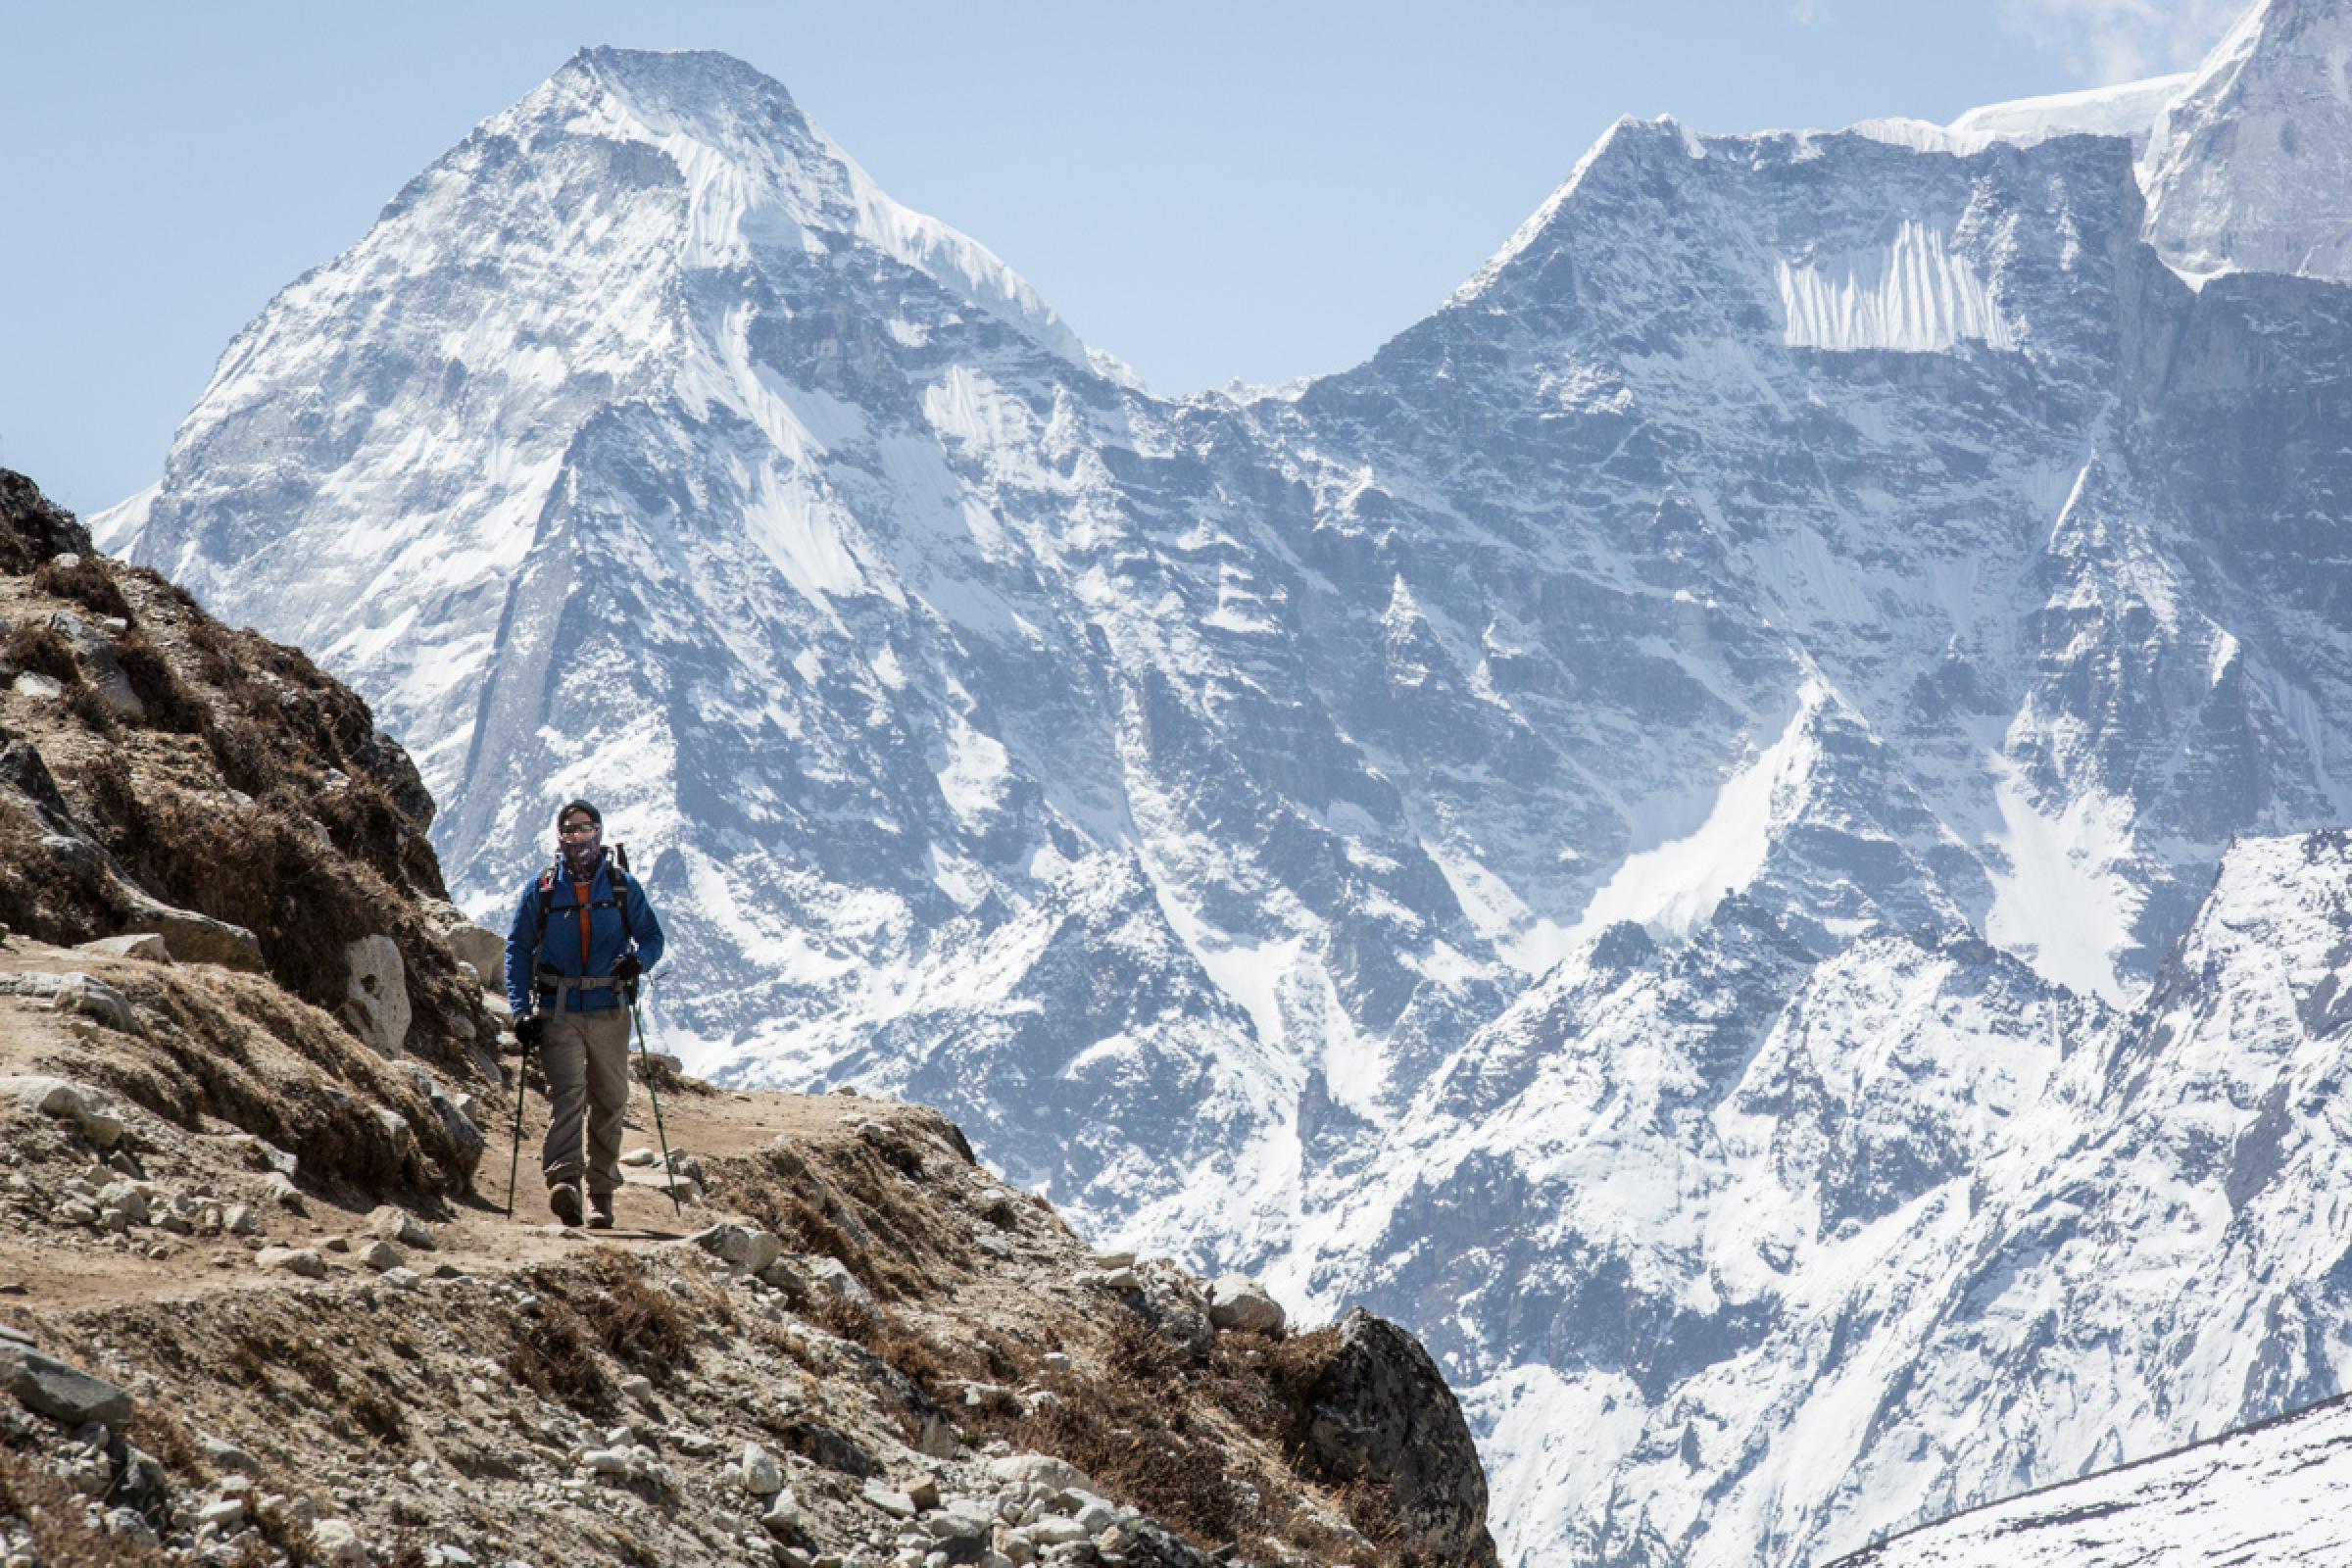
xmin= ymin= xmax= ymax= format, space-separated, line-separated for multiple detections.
xmin=1295 ymin=1310 xmax=1498 ymax=1568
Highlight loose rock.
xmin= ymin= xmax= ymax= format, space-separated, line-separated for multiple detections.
xmin=739 ymin=1443 xmax=783 ymax=1495
xmin=368 ymin=1204 xmax=436 ymax=1250
xmin=987 ymin=1454 xmax=1096 ymax=1494
xmin=1207 ymin=1276 xmax=1286 ymax=1335
xmin=694 ymin=1222 xmax=783 ymax=1275
xmin=313 ymin=1518 xmax=368 ymax=1565
xmin=255 ymin=1247 xmax=326 ymax=1279
xmin=48 ymin=972 xmax=138 ymax=1034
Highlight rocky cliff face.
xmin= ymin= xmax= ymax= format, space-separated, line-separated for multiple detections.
xmin=2143 ymin=0 xmax=2352 ymax=284
xmin=98 ymin=5 xmax=2352 ymax=1562
xmin=0 ymin=470 xmax=1492 ymax=1568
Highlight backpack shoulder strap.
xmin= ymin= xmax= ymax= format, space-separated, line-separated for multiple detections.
xmin=531 ymin=862 xmax=560 ymax=979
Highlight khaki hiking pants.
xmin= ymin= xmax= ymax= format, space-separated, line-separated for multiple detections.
xmin=540 ymin=1006 xmax=632 ymax=1197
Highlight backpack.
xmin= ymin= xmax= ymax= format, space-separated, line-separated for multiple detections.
xmin=531 ymin=845 xmax=635 ymax=1002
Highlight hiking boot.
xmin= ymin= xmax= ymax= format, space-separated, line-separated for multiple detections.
xmin=586 ymin=1192 xmax=614 ymax=1231
xmin=548 ymin=1183 xmax=583 ymax=1228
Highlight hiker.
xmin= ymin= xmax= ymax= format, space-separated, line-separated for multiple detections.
xmin=503 ymin=799 xmax=665 ymax=1229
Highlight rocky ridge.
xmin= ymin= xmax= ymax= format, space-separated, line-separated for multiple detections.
xmin=0 ymin=471 xmax=1494 ymax=1568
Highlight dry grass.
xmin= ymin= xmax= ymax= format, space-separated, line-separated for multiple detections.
xmin=505 ymin=1251 xmax=726 ymax=1418
xmin=122 ymin=1406 xmax=207 ymax=1482
xmin=0 ymin=1444 xmax=174 ymax=1568
xmin=502 ymin=1292 xmax=617 ymax=1420
xmin=28 ymin=557 xmax=132 ymax=621
xmin=1 ymin=620 xmax=79 ymax=686
xmin=717 ymin=1140 xmax=969 ymax=1303
xmin=109 ymin=628 xmax=208 ymax=735
xmin=0 ymin=792 xmax=122 ymax=947
xmin=578 ymin=1249 xmax=704 ymax=1386
xmin=69 ymin=968 xmax=461 ymax=1198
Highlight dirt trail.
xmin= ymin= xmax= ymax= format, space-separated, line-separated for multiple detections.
xmin=0 ymin=937 xmax=891 ymax=1312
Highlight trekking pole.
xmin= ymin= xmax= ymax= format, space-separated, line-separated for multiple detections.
xmin=628 ymin=990 xmax=683 ymax=1216
xmin=503 ymin=1036 xmax=531 ymax=1218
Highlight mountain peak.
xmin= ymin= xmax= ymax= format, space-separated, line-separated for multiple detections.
xmin=540 ymin=44 xmax=808 ymax=153
xmin=2141 ymin=0 xmax=2352 ymax=283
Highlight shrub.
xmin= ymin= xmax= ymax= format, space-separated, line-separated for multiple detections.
xmin=1 ymin=620 xmax=79 ymax=685
xmin=581 ymin=1250 xmax=699 ymax=1383
xmin=30 ymin=555 xmax=132 ymax=619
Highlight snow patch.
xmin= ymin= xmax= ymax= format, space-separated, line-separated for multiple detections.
xmin=1984 ymin=760 xmax=2140 ymax=1006
xmin=1569 ymin=691 xmax=1819 ymax=944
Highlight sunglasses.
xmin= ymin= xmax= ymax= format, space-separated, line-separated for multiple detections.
xmin=559 ymin=822 xmax=600 ymax=838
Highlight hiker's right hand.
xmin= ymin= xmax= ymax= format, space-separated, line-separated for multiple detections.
xmin=514 ymin=1014 xmax=546 ymax=1053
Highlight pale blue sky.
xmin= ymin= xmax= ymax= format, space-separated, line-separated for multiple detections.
xmin=0 ymin=1 xmax=2237 ymax=514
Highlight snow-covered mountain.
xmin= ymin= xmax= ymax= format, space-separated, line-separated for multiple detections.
xmin=104 ymin=3 xmax=2352 ymax=1562
xmin=1832 ymin=1388 xmax=2352 ymax=1567
xmin=2144 ymin=0 xmax=2352 ymax=284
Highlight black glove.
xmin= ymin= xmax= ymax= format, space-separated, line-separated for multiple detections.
xmin=514 ymin=1013 xmax=546 ymax=1054
xmin=612 ymin=953 xmax=643 ymax=984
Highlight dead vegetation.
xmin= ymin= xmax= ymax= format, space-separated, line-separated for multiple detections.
xmin=0 ymin=1443 xmax=174 ymax=1568
xmin=0 ymin=476 xmax=484 ymax=1077
xmin=705 ymin=1118 xmax=1423 ymax=1566
xmin=719 ymin=1137 xmax=977 ymax=1302
xmin=41 ymin=962 xmax=466 ymax=1199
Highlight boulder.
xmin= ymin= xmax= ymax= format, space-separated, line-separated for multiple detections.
xmin=228 ymin=1134 xmax=299 ymax=1176
xmin=255 ymin=1248 xmax=326 ymax=1279
xmin=402 ymin=1067 xmax=485 ymax=1179
xmin=738 ymin=1443 xmax=782 ymax=1495
xmin=118 ymin=900 xmax=263 ymax=971
xmin=49 ymin=611 xmax=143 ymax=720
xmin=860 ymin=1480 xmax=917 ymax=1519
xmin=199 ymin=1435 xmax=260 ymax=1474
xmin=1 ymin=1074 xmax=123 ymax=1147
xmin=692 ymin=1222 xmax=782 ymax=1275
xmin=445 ymin=922 xmax=504 ymax=986
xmin=760 ymin=1487 xmax=802 ymax=1535
xmin=1292 ymin=1309 xmax=1498 ymax=1567
xmin=1207 ymin=1276 xmax=1287 ymax=1335
xmin=4 ymin=1076 xmax=82 ymax=1118
xmin=0 ymin=1344 xmax=133 ymax=1426
xmin=340 ymin=933 xmax=410 ymax=1055
xmin=804 ymin=1255 xmax=872 ymax=1306
xmin=312 ymin=1519 xmax=368 ymax=1566
xmin=96 ymin=1182 xmax=148 ymax=1226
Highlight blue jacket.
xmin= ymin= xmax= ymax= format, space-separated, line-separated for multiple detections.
xmin=504 ymin=856 xmax=665 ymax=1016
